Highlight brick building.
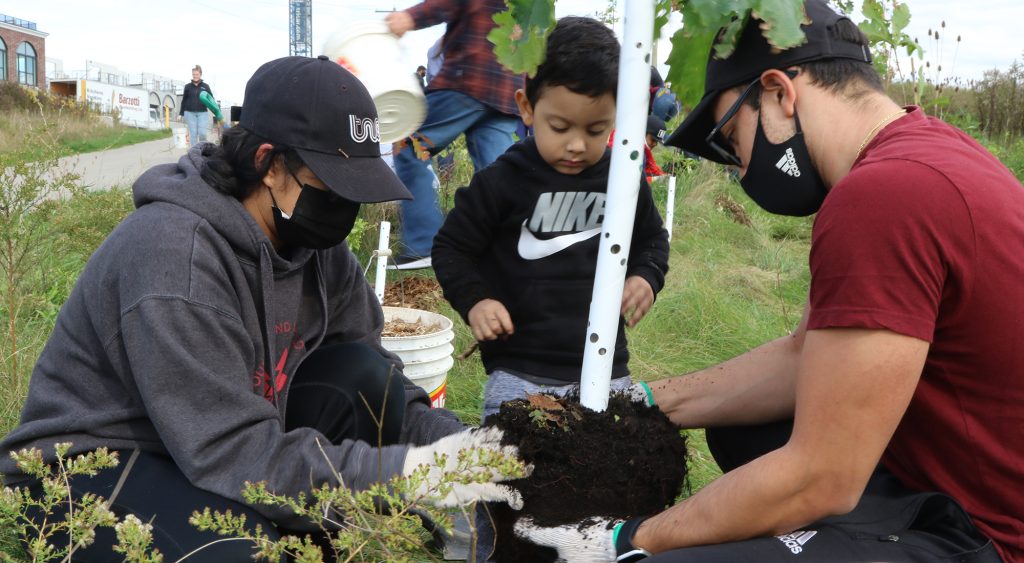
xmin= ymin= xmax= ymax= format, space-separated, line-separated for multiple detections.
xmin=0 ymin=13 xmax=46 ymax=90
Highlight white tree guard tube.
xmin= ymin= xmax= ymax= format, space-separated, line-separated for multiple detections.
xmin=666 ymin=175 xmax=677 ymax=242
xmin=374 ymin=221 xmax=391 ymax=304
xmin=580 ymin=0 xmax=656 ymax=412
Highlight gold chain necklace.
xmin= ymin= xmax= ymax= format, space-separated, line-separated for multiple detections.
xmin=857 ymin=108 xmax=907 ymax=157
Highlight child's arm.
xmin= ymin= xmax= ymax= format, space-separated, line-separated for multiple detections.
xmin=625 ymin=177 xmax=671 ymax=313
xmin=432 ymin=172 xmax=506 ymax=325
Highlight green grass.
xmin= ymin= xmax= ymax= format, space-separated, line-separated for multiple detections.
xmin=60 ymin=127 xmax=171 ymax=155
xmin=0 ymin=147 xmax=813 ymax=558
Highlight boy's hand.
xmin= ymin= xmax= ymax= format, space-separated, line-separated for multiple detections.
xmin=621 ymin=276 xmax=654 ymax=328
xmin=468 ymin=299 xmax=515 ymax=341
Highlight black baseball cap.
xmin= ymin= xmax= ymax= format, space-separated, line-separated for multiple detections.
xmin=646 ymin=115 xmax=667 ymax=144
xmin=239 ymin=55 xmax=411 ymax=202
xmin=665 ymin=0 xmax=871 ymax=162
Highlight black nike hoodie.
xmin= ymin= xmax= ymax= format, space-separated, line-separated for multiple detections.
xmin=432 ymin=137 xmax=670 ymax=381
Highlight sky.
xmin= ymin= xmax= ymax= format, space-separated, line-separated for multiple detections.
xmin=8 ymin=1 xmax=1024 ymax=107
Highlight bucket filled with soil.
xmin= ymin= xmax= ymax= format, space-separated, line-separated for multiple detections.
xmin=484 ymin=392 xmax=689 ymax=562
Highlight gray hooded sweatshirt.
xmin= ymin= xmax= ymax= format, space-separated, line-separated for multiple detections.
xmin=0 ymin=147 xmax=465 ymax=529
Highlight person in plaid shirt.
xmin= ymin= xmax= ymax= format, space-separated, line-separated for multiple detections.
xmin=386 ymin=0 xmax=524 ymax=270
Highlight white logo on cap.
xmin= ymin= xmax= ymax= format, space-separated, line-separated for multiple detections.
xmin=349 ymin=115 xmax=381 ymax=143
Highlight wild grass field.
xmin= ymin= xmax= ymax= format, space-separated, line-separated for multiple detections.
xmin=0 ymin=82 xmax=170 ymax=160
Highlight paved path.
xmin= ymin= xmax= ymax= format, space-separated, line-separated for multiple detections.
xmin=58 ymin=131 xmax=188 ymax=191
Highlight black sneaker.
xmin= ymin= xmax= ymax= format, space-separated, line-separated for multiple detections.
xmin=388 ymin=254 xmax=432 ymax=270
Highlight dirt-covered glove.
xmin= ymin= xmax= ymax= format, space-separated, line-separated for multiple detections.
xmin=514 ymin=516 xmax=652 ymax=562
xmin=624 ymin=381 xmax=655 ymax=407
xmin=402 ymin=427 xmax=525 ymax=509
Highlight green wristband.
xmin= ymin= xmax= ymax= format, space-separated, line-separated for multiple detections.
xmin=613 ymin=517 xmax=652 ymax=562
xmin=639 ymin=381 xmax=655 ymax=407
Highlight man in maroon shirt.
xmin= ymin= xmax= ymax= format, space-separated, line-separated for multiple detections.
xmin=515 ymin=1 xmax=1022 ymax=562
xmin=385 ymin=0 xmax=524 ymax=270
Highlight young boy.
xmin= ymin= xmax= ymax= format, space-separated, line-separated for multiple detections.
xmin=432 ymin=16 xmax=670 ymax=420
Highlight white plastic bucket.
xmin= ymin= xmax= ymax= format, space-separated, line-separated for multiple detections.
xmin=322 ymin=21 xmax=427 ymax=143
xmin=381 ymin=307 xmax=454 ymax=408
xmin=172 ymin=127 xmax=187 ymax=149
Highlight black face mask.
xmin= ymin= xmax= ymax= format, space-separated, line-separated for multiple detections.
xmin=271 ymin=183 xmax=360 ymax=250
xmin=739 ymin=109 xmax=828 ymax=217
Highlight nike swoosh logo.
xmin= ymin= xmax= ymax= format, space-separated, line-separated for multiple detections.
xmin=517 ymin=220 xmax=601 ymax=260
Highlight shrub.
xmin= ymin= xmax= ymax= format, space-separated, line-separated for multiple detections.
xmin=973 ymin=60 xmax=1024 ymax=139
xmin=0 ymin=444 xmax=160 ymax=562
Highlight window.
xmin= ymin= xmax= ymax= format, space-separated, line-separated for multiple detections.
xmin=17 ymin=42 xmax=36 ymax=86
xmin=0 ymin=38 xmax=6 ymax=81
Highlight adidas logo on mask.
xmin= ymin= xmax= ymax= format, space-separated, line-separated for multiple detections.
xmin=776 ymin=148 xmax=802 ymax=177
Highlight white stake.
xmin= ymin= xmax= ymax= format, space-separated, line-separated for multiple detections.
xmin=666 ymin=175 xmax=676 ymax=242
xmin=580 ymin=0 xmax=656 ymax=412
xmin=374 ymin=221 xmax=391 ymax=304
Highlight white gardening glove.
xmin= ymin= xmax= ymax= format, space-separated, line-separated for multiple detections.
xmin=402 ymin=426 xmax=525 ymax=508
xmin=514 ymin=517 xmax=619 ymax=562
xmin=624 ymin=381 xmax=655 ymax=407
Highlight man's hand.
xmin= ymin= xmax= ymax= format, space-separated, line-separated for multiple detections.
xmin=514 ymin=517 xmax=618 ymax=562
xmin=621 ymin=276 xmax=654 ymax=327
xmin=385 ymin=11 xmax=415 ymax=37
xmin=468 ymin=299 xmax=514 ymax=342
xmin=402 ymin=427 xmax=527 ymax=508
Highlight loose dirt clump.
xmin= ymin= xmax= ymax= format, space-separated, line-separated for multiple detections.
xmin=485 ymin=392 xmax=689 ymax=562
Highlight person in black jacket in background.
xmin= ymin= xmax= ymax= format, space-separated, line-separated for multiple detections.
xmin=179 ymin=64 xmax=214 ymax=147
xmin=432 ymin=17 xmax=670 ymax=421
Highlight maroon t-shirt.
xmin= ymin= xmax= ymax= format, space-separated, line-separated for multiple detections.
xmin=807 ymin=107 xmax=1023 ymax=561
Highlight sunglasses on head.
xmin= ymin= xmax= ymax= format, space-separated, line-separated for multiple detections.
xmin=704 ymin=69 xmax=799 ymax=167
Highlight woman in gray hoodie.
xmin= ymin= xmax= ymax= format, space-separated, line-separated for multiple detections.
xmin=1 ymin=56 xmax=522 ymax=561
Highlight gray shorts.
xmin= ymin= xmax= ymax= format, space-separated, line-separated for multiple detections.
xmin=481 ymin=369 xmax=634 ymax=422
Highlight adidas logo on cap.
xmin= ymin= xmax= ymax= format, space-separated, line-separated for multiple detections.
xmin=776 ymin=147 xmax=802 ymax=177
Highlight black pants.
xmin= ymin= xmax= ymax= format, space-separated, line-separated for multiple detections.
xmin=645 ymin=422 xmax=1003 ymax=562
xmin=21 ymin=342 xmax=406 ymax=562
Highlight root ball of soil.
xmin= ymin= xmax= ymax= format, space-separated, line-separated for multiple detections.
xmin=484 ymin=392 xmax=689 ymax=562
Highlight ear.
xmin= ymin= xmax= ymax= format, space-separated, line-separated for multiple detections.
xmin=255 ymin=144 xmax=286 ymax=189
xmin=514 ymin=89 xmax=535 ymax=127
xmin=255 ymin=143 xmax=274 ymax=169
xmin=759 ymin=68 xmax=799 ymax=118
